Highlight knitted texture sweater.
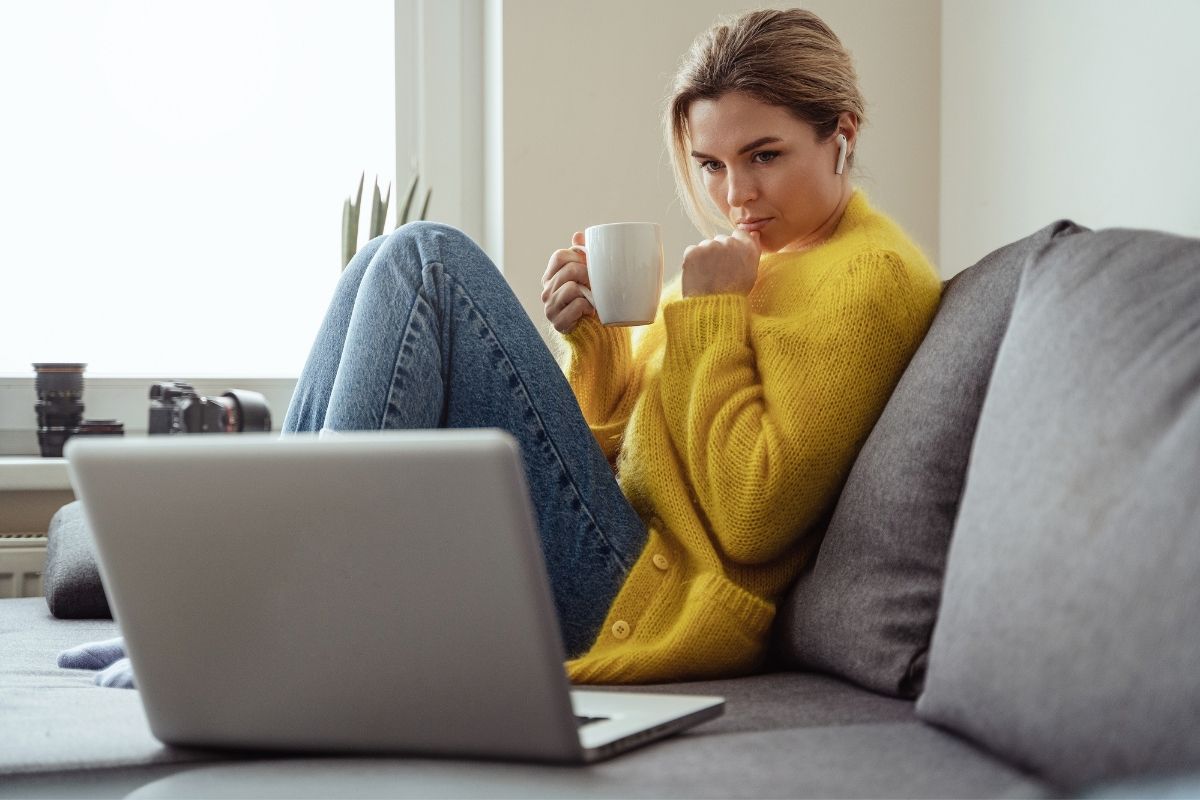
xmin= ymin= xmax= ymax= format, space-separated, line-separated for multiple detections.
xmin=557 ymin=190 xmax=942 ymax=683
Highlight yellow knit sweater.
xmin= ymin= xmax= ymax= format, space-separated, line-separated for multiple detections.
xmin=556 ymin=190 xmax=942 ymax=684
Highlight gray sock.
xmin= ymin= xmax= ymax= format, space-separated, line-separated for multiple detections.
xmin=58 ymin=637 xmax=126 ymax=671
xmin=95 ymin=657 xmax=136 ymax=689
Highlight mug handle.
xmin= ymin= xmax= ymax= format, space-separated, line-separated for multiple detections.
xmin=578 ymin=285 xmax=595 ymax=308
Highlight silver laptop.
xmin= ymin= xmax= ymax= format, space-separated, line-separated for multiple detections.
xmin=64 ymin=429 xmax=723 ymax=763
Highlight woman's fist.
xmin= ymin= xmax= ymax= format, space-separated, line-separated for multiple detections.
xmin=680 ymin=230 xmax=761 ymax=298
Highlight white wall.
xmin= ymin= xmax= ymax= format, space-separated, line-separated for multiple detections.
xmin=495 ymin=0 xmax=942 ymax=328
xmin=941 ymin=0 xmax=1200 ymax=276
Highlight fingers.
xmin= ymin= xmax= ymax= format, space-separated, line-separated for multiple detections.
xmin=545 ymin=282 xmax=595 ymax=334
xmin=543 ymin=232 xmax=588 ymax=284
xmin=732 ymin=228 xmax=761 ymax=247
xmin=732 ymin=229 xmax=763 ymax=258
xmin=540 ymin=260 xmax=591 ymax=303
xmin=682 ymin=240 xmax=711 ymax=266
xmin=718 ymin=231 xmax=762 ymax=249
xmin=543 ymin=247 xmax=586 ymax=284
xmin=545 ymin=279 xmax=591 ymax=319
xmin=684 ymin=231 xmax=759 ymax=262
xmin=554 ymin=296 xmax=596 ymax=334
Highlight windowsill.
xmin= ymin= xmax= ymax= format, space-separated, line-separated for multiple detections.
xmin=0 ymin=457 xmax=72 ymax=491
xmin=0 ymin=376 xmax=298 ymax=457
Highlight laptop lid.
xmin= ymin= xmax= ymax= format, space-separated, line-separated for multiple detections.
xmin=65 ymin=429 xmax=588 ymax=762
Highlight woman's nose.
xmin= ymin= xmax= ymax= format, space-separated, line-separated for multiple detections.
xmin=726 ymin=169 xmax=757 ymax=208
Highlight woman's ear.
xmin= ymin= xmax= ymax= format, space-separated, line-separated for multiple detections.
xmin=836 ymin=111 xmax=859 ymax=158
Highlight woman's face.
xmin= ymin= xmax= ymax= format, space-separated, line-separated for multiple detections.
xmin=687 ymin=91 xmax=855 ymax=253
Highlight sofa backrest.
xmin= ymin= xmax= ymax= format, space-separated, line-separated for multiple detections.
xmin=916 ymin=226 xmax=1200 ymax=790
xmin=770 ymin=220 xmax=1088 ymax=697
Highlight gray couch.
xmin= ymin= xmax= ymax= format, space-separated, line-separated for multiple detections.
xmin=3 ymin=221 xmax=1199 ymax=799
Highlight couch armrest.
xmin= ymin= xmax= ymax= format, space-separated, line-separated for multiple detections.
xmin=43 ymin=500 xmax=111 ymax=619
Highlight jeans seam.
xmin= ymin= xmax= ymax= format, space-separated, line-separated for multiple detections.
xmin=445 ymin=272 xmax=631 ymax=570
xmin=380 ymin=264 xmax=437 ymax=426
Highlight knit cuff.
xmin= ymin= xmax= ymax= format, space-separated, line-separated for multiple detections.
xmin=662 ymin=294 xmax=750 ymax=367
xmin=559 ymin=315 xmax=628 ymax=355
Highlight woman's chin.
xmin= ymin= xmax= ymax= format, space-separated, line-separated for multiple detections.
xmin=757 ymin=237 xmax=781 ymax=255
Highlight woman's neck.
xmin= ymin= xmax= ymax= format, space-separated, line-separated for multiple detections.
xmin=778 ymin=183 xmax=854 ymax=254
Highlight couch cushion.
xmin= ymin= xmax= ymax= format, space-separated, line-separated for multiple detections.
xmin=42 ymin=500 xmax=111 ymax=619
xmin=0 ymin=598 xmax=1049 ymax=797
xmin=916 ymin=228 xmax=1200 ymax=791
xmin=772 ymin=220 xmax=1088 ymax=698
xmin=109 ymin=724 xmax=1051 ymax=799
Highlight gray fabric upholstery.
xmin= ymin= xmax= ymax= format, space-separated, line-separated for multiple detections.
xmin=110 ymin=726 xmax=1047 ymax=799
xmin=42 ymin=501 xmax=112 ymax=620
xmin=772 ymin=220 xmax=1088 ymax=698
xmin=916 ymin=228 xmax=1200 ymax=791
xmin=0 ymin=598 xmax=1048 ymax=798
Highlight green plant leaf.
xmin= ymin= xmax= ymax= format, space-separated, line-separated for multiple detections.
xmin=397 ymin=172 xmax=419 ymax=227
xmin=341 ymin=171 xmax=364 ymax=270
xmin=418 ymin=187 xmax=432 ymax=221
xmin=369 ymin=176 xmax=391 ymax=239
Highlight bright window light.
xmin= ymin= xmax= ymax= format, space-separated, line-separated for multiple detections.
xmin=0 ymin=1 xmax=396 ymax=377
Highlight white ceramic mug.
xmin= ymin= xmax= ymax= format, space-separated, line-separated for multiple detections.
xmin=580 ymin=222 xmax=664 ymax=326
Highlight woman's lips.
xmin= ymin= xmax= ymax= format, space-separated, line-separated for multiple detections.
xmin=736 ymin=217 xmax=772 ymax=232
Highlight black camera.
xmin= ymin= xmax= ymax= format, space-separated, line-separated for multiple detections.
xmin=148 ymin=381 xmax=272 ymax=435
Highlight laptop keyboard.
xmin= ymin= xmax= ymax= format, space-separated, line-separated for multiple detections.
xmin=575 ymin=714 xmax=609 ymax=727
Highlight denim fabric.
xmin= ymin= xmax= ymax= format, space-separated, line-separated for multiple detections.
xmin=283 ymin=222 xmax=648 ymax=658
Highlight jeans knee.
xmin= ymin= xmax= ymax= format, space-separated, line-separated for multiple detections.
xmin=344 ymin=233 xmax=389 ymax=277
xmin=384 ymin=221 xmax=494 ymax=281
xmin=392 ymin=221 xmax=472 ymax=252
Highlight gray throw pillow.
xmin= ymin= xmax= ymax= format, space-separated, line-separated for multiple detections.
xmin=43 ymin=500 xmax=112 ymax=619
xmin=771 ymin=220 xmax=1088 ymax=697
xmin=915 ymin=228 xmax=1200 ymax=791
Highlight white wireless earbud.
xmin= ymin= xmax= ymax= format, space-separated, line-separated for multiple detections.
xmin=835 ymin=133 xmax=848 ymax=175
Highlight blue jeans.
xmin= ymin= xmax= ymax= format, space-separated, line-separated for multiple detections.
xmin=283 ymin=222 xmax=648 ymax=658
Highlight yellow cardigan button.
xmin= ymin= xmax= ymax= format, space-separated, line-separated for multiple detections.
xmin=611 ymin=620 xmax=631 ymax=640
xmin=652 ymin=553 xmax=669 ymax=570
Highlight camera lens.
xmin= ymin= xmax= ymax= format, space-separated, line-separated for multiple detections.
xmin=220 ymin=390 xmax=272 ymax=432
xmin=33 ymin=363 xmax=87 ymax=457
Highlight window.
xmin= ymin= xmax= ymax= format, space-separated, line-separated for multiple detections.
xmin=0 ymin=1 xmax=396 ymax=378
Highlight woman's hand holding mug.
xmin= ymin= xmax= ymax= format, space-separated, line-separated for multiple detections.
xmin=544 ymin=223 xmax=665 ymax=332
xmin=542 ymin=231 xmax=594 ymax=334
xmin=681 ymin=229 xmax=761 ymax=298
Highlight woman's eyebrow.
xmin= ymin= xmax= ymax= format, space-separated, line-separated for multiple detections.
xmin=690 ymin=136 xmax=783 ymax=160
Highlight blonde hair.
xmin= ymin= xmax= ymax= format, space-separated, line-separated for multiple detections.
xmin=664 ymin=8 xmax=867 ymax=236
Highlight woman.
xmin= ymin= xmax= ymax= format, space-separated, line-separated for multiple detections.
xmin=286 ymin=6 xmax=940 ymax=685
xmin=64 ymin=8 xmax=941 ymax=687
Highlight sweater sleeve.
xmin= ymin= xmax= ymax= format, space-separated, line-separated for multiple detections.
xmin=657 ymin=250 xmax=934 ymax=565
xmin=556 ymin=316 xmax=641 ymax=464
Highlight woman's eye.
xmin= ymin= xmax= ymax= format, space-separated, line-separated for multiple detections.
xmin=699 ymin=160 xmax=722 ymax=173
xmin=752 ymin=150 xmax=780 ymax=164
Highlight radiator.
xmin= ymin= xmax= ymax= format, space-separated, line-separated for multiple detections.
xmin=0 ymin=534 xmax=46 ymax=599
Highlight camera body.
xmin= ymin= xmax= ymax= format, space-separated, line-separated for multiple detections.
xmin=148 ymin=381 xmax=272 ymax=435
